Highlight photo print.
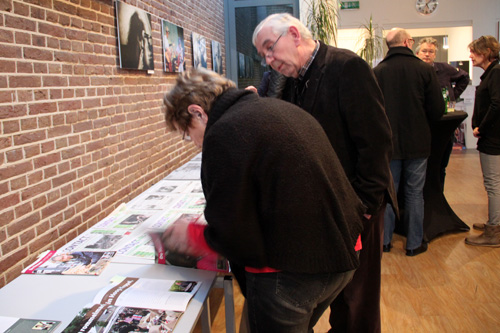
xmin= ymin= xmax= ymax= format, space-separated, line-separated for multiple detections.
xmin=192 ymin=32 xmax=207 ymax=69
xmin=211 ymin=40 xmax=223 ymax=74
xmin=162 ymin=20 xmax=185 ymax=72
xmin=116 ymin=1 xmax=154 ymax=70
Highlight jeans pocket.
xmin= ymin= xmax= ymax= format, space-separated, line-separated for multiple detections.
xmin=275 ymin=271 xmax=329 ymax=308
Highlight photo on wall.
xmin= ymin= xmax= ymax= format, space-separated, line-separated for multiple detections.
xmin=238 ymin=52 xmax=245 ymax=78
xmin=192 ymin=32 xmax=207 ymax=69
xmin=116 ymin=1 xmax=154 ymax=70
xmin=162 ymin=20 xmax=185 ymax=73
xmin=211 ymin=40 xmax=223 ymax=74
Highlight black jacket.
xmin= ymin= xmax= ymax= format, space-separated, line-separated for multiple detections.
xmin=472 ymin=61 xmax=500 ymax=155
xmin=282 ymin=42 xmax=396 ymax=216
xmin=433 ymin=62 xmax=470 ymax=101
xmin=201 ymin=89 xmax=365 ymax=273
xmin=374 ymin=47 xmax=445 ymax=159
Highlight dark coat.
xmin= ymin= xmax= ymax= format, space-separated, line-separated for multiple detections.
xmin=433 ymin=62 xmax=470 ymax=101
xmin=472 ymin=61 xmax=500 ymax=155
xmin=374 ymin=47 xmax=445 ymax=160
xmin=282 ymin=42 xmax=396 ymax=216
xmin=201 ymin=89 xmax=365 ymax=273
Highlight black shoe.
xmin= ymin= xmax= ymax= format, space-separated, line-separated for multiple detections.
xmin=383 ymin=244 xmax=392 ymax=252
xmin=406 ymin=242 xmax=428 ymax=256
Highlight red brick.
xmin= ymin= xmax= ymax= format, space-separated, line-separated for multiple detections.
xmin=29 ymin=102 xmax=57 ymax=115
xmin=24 ymin=144 xmax=41 ymax=158
xmin=6 ymin=212 xmax=39 ymax=236
xmin=0 ymin=60 xmax=15 ymax=72
xmin=9 ymin=75 xmax=41 ymax=88
xmin=0 ymin=248 xmax=29 ymax=275
xmin=24 ymin=47 xmax=52 ymax=61
xmin=41 ymin=198 xmax=67 ymax=219
xmin=14 ymin=202 xmax=31 ymax=218
xmin=6 ymin=148 xmax=23 ymax=162
xmin=47 ymin=125 xmax=71 ymax=138
xmin=21 ymin=117 xmax=37 ymax=130
xmin=1 ymin=237 xmax=20 ymax=255
xmin=54 ymin=0 xmax=77 ymax=15
xmin=43 ymin=76 xmax=67 ymax=87
xmin=52 ymin=171 xmax=76 ymax=188
xmin=0 ymin=90 xmax=13 ymax=103
xmin=0 ymin=161 xmax=33 ymax=180
xmin=58 ymin=99 xmax=81 ymax=111
xmin=34 ymin=152 xmax=60 ymax=169
xmin=20 ymin=228 xmax=36 ymax=245
xmin=14 ymin=130 xmax=46 ymax=145
xmin=29 ymin=232 xmax=57 ymax=253
xmin=0 ymin=28 xmax=14 ymax=43
xmin=38 ymin=22 xmax=65 ymax=38
xmin=0 ymin=105 xmax=26 ymax=119
xmin=5 ymin=15 xmax=36 ymax=31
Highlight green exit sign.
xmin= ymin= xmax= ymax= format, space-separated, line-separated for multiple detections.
xmin=341 ymin=1 xmax=360 ymax=10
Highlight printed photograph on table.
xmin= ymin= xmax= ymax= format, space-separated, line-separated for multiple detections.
xmin=162 ymin=20 xmax=185 ymax=72
xmin=3 ymin=318 xmax=61 ymax=333
xmin=192 ymin=32 xmax=207 ymax=69
xmin=22 ymin=250 xmax=115 ymax=275
xmin=212 ymin=40 xmax=223 ymax=74
xmin=116 ymin=1 xmax=154 ymax=70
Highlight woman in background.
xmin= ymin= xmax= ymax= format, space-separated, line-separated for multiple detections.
xmin=465 ymin=35 xmax=500 ymax=247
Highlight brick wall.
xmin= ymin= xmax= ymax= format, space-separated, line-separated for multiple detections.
xmin=0 ymin=0 xmax=225 ymax=287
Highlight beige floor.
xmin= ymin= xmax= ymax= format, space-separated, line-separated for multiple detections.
xmin=196 ymin=149 xmax=500 ymax=332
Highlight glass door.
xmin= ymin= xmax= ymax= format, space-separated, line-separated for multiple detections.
xmin=224 ymin=0 xmax=300 ymax=88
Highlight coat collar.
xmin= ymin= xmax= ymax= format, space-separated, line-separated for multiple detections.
xmin=380 ymin=46 xmax=419 ymax=63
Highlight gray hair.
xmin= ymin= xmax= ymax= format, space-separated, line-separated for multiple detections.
xmin=415 ymin=37 xmax=438 ymax=54
xmin=252 ymin=13 xmax=312 ymax=46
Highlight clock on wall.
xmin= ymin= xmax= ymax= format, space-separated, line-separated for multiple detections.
xmin=415 ymin=0 xmax=438 ymax=15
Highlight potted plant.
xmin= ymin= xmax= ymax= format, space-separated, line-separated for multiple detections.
xmin=357 ymin=15 xmax=384 ymax=67
xmin=306 ymin=0 xmax=339 ymax=46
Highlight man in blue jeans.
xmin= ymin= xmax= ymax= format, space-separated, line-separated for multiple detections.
xmin=374 ymin=28 xmax=445 ymax=256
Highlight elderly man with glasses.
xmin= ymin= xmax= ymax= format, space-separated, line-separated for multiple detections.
xmin=252 ymin=13 xmax=396 ymax=333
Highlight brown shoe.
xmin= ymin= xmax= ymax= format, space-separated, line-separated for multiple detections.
xmin=472 ymin=223 xmax=486 ymax=231
xmin=465 ymin=225 xmax=500 ymax=247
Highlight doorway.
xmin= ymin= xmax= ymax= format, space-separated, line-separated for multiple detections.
xmin=223 ymin=0 xmax=300 ymax=88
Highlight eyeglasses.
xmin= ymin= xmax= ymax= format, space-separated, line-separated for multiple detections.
xmin=260 ymin=33 xmax=284 ymax=66
xmin=407 ymin=38 xmax=415 ymax=45
xmin=181 ymin=128 xmax=191 ymax=141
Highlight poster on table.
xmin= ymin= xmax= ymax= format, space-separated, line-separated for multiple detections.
xmin=162 ymin=20 xmax=185 ymax=72
xmin=211 ymin=40 xmax=223 ymax=74
xmin=116 ymin=1 xmax=154 ymax=70
xmin=192 ymin=32 xmax=207 ymax=69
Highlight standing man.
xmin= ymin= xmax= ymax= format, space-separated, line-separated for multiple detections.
xmin=374 ymin=28 xmax=445 ymax=256
xmin=253 ymin=13 xmax=397 ymax=333
xmin=416 ymin=37 xmax=470 ymax=187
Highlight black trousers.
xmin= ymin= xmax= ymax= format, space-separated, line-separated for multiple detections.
xmin=329 ymin=204 xmax=385 ymax=333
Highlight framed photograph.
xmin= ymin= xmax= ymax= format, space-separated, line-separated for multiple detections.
xmin=116 ymin=1 xmax=154 ymax=70
xmin=192 ymin=32 xmax=207 ymax=69
xmin=238 ymin=52 xmax=245 ymax=78
xmin=162 ymin=20 xmax=185 ymax=73
xmin=211 ymin=40 xmax=223 ymax=74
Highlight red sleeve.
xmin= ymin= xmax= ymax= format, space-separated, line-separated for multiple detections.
xmin=187 ymin=223 xmax=217 ymax=256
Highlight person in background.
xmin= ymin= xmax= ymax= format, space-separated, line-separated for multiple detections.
xmin=374 ymin=28 xmax=445 ymax=257
xmin=465 ymin=35 xmax=500 ymax=247
xmin=256 ymin=68 xmax=286 ymax=98
xmin=162 ymin=68 xmax=365 ymax=332
xmin=416 ymin=37 xmax=471 ymax=188
xmin=252 ymin=13 xmax=397 ymax=333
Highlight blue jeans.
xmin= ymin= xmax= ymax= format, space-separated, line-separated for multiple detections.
xmin=480 ymin=152 xmax=500 ymax=226
xmin=384 ymin=158 xmax=427 ymax=250
xmin=245 ymin=269 xmax=355 ymax=333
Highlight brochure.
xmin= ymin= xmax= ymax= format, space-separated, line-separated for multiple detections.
xmin=22 ymin=250 xmax=115 ymax=275
xmin=0 ymin=317 xmax=60 ymax=333
xmin=62 ymin=277 xmax=201 ymax=332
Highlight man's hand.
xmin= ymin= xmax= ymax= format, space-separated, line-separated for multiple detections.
xmin=473 ymin=127 xmax=481 ymax=138
xmin=245 ymin=86 xmax=258 ymax=94
xmin=161 ymin=221 xmax=203 ymax=257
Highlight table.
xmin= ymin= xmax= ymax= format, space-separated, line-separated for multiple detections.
xmin=395 ymin=111 xmax=470 ymax=241
xmin=0 ymin=253 xmax=217 ymax=333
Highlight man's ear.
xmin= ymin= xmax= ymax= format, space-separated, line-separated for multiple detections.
xmin=288 ymin=26 xmax=301 ymax=45
xmin=187 ymin=104 xmax=208 ymax=123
